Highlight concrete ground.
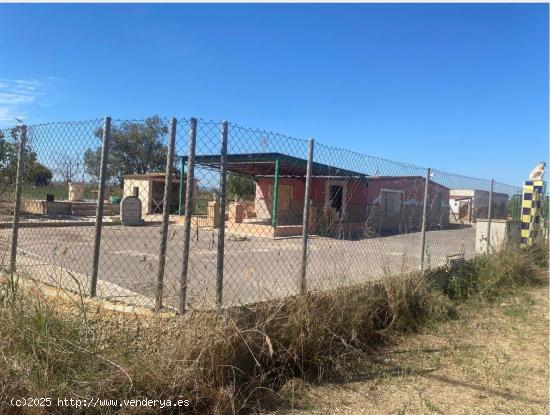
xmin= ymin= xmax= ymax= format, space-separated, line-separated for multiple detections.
xmin=0 ymin=223 xmax=476 ymax=310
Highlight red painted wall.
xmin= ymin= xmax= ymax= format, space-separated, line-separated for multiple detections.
xmin=365 ymin=177 xmax=449 ymax=205
xmin=256 ymin=177 xmax=369 ymax=206
xmin=255 ymin=177 xmax=306 ymax=201
xmin=254 ymin=176 xmax=449 ymax=225
xmin=365 ymin=178 xmax=423 ymax=204
xmin=256 ymin=177 xmax=448 ymax=206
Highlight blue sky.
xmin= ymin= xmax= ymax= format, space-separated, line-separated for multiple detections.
xmin=0 ymin=3 xmax=547 ymax=186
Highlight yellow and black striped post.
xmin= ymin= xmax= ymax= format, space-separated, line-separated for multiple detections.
xmin=520 ymin=179 xmax=545 ymax=247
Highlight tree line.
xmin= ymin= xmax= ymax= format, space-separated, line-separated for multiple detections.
xmin=0 ymin=116 xmax=255 ymax=201
xmin=0 ymin=126 xmax=53 ymax=198
xmin=84 ymin=116 xmax=255 ymax=199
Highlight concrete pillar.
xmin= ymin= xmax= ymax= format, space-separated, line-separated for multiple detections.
xmin=68 ymin=182 xmax=85 ymax=201
xmin=229 ymin=201 xmax=244 ymax=223
xmin=208 ymin=200 xmax=220 ymax=228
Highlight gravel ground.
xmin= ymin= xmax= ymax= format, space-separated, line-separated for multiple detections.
xmin=1 ymin=223 xmax=476 ymax=309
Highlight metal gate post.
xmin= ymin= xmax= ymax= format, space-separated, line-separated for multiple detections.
xmin=9 ymin=125 xmax=27 ymax=275
xmin=179 ymin=118 xmax=197 ymax=313
xmin=90 ymin=116 xmax=111 ymax=297
xmin=215 ymin=121 xmax=229 ymax=309
xmin=419 ymin=168 xmax=431 ymax=272
xmin=155 ymin=117 xmax=177 ymax=310
xmin=299 ymin=139 xmax=314 ymax=295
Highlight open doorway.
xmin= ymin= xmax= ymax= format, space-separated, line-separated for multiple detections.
xmin=326 ymin=181 xmax=346 ymax=218
xmin=329 ymin=185 xmax=343 ymax=212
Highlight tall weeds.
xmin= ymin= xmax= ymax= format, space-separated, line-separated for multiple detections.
xmin=0 ymin=243 xmax=543 ymax=414
xmin=440 ymin=242 xmax=543 ymax=301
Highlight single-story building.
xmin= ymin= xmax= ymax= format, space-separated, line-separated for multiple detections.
xmin=254 ymin=174 xmax=449 ymax=235
xmin=183 ymin=152 xmax=450 ymax=236
xmin=449 ymin=189 xmax=509 ymax=223
xmin=122 ymin=173 xmax=199 ymax=216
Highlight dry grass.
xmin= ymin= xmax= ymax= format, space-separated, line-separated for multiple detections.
xmin=0 ymin=242 xmax=545 ymax=414
xmin=268 ymin=272 xmax=549 ymax=415
xmin=266 ymin=243 xmax=549 ymax=415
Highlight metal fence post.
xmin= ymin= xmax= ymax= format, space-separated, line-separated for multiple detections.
xmin=179 ymin=118 xmax=197 ymax=314
xmin=299 ymin=139 xmax=314 ymax=295
xmin=90 ymin=116 xmax=111 ymax=298
xmin=9 ymin=125 xmax=27 ymax=275
xmin=419 ymin=167 xmax=431 ymax=272
xmin=216 ymin=121 xmax=229 ymax=309
xmin=486 ymin=178 xmax=494 ymax=255
xmin=155 ymin=118 xmax=177 ymax=310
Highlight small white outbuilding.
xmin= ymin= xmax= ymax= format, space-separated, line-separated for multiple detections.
xmin=122 ymin=173 xmax=198 ymax=216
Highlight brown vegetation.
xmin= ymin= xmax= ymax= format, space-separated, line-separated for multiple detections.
xmin=0 ymin=241 xmax=545 ymax=414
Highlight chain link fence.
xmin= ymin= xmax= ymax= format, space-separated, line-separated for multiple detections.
xmin=0 ymin=117 xmax=538 ymax=312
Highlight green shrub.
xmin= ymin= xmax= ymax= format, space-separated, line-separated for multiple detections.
xmin=439 ymin=244 xmax=538 ymax=301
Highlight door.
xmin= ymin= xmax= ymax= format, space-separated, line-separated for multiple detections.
xmin=329 ymin=184 xmax=344 ymax=214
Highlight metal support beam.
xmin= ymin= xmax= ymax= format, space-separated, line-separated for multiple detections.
xmin=299 ymin=139 xmax=314 ymax=295
xmin=155 ymin=117 xmax=177 ymax=310
xmin=216 ymin=121 xmax=229 ymax=309
xmin=179 ymin=118 xmax=197 ymax=313
xmin=90 ymin=116 xmax=111 ymax=297
xmin=272 ymin=159 xmax=280 ymax=227
xmin=420 ymin=167 xmax=431 ymax=272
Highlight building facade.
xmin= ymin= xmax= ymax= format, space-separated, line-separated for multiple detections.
xmin=254 ymin=175 xmax=450 ymax=234
xmin=122 ymin=173 xmax=198 ymax=216
xmin=449 ymin=189 xmax=509 ymax=223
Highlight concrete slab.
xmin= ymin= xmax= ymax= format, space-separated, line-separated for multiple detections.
xmin=9 ymin=223 xmax=476 ymax=310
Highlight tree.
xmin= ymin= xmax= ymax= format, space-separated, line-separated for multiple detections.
xmin=0 ymin=127 xmax=53 ymax=198
xmin=0 ymin=131 xmax=19 ymax=197
xmin=84 ymin=116 xmax=169 ymax=185
xmin=83 ymin=147 xmax=102 ymax=182
xmin=55 ymin=153 xmax=82 ymax=183
xmin=227 ymin=173 xmax=255 ymax=201
xmin=30 ymin=163 xmax=53 ymax=186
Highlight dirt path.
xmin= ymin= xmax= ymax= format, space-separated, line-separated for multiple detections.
xmin=270 ymin=273 xmax=549 ymax=415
